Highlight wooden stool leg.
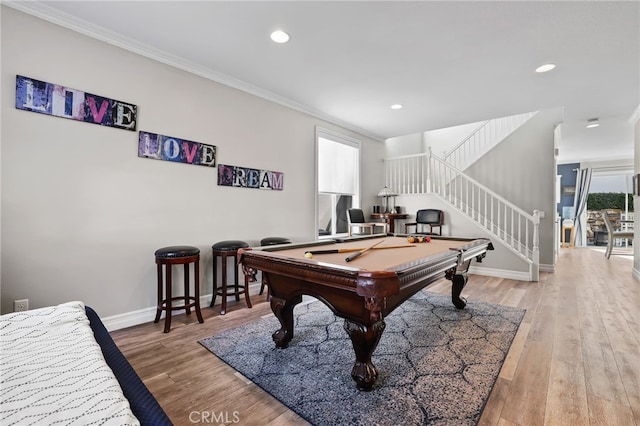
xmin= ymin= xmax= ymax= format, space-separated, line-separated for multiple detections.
xmin=221 ymin=253 xmax=228 ymax=315
xmin=233 ymin=252 xmax=240 ymax=302
xmin=184 ymin=263 xmax=191 ymax=315
xmin=264 ymin=273 xmax=271 ymax=301
xmin=154 ymin=262 xmax=162 ymax=323
xmin=164 ymin=264 xmax=172 ymax=333
xmin=259 ymin=277 xmax=266 ymax=295
xmin=210 ymin=251 xmax=218 ymax=308
xmin=194 ymin=257 xmax=204 ymax=323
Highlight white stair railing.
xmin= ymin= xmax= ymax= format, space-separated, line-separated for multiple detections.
xmin=444 ymin=111 xmax=537 ymax=171
xmin=383 ymin=152 xmax=540 ymax=280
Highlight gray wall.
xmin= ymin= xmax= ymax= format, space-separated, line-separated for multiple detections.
xmin=464 ymin=109 xmax=561 ymax=267
xmin=386 ymin=109 xmax=560 ymax=271
xmin=0 ymin=7 xmax=385 ymax=317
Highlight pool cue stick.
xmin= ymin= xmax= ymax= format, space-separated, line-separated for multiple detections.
xmin=305 ymin=244 xmax=415 ymax=255
xmin=345 ymin=240 xmax=385 ymax=262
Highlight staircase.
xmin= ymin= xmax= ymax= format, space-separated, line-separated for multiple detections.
xmin=443 ymin=111 xmax=537 ymax=171
xmin=383 ymin=112 xmax=540 ymax=281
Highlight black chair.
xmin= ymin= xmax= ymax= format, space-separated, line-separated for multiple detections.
xmin=404 ymin=209 xmax=444 ymax=235
xmin=347 ymin=208 xmax=387 ymax=236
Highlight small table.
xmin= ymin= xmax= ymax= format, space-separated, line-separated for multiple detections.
xmin=371 ymin=212 xmax=408 ymax=233
xmin=240 ymin=235 xmax=493 ymax=390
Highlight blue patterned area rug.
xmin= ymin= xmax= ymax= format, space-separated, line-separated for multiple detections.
xmin=199 ymin=290 xmax=525 ymax=425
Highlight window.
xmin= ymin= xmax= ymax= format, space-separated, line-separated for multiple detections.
xmin=315 ymin=127 xmax=361 ymax=237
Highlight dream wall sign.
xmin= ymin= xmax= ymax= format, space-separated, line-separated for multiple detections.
xmin=218 ymin=164 xmax=283 ymax=191
xmin=138 ymin=131 xmax=216 ymax=167
xmin=15 ymin=75 xmax=137 ymax=130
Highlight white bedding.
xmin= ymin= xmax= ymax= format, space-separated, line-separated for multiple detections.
xmin=0 ymin=301 xmax=140 ymax=425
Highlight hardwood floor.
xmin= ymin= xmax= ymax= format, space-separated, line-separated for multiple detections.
xmin=111 ymin=247 xmax=639 ymax=426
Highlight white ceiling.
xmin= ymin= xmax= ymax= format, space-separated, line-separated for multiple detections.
xmin=8 ymin=1 xmax=639 ymax=164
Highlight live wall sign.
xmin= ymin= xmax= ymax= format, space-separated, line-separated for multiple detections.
xmin=15 ymin=75 xmax=137 ymax=130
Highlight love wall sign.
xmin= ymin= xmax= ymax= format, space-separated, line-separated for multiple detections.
xmin=138 ymin=131 xmax=217 ymax=168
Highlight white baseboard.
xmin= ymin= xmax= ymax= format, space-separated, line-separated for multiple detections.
xmin=469 ymin=265 xmax=532 ymax=282
xmin=539 ymin=263 xmax=555 ymax=273
xmin=102 ymin=305 xmax=159 ymax=332
xmin=104 ymin=266 xmax=546 ymax=331
xmin=102 ymin=283 xmax=264 ymax=331
xmin=633 ymin=267 xmax=640 ymax=282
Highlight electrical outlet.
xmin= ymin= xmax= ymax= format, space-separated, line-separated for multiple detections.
xmin=14 ymin=299 xmax=29 ymax=312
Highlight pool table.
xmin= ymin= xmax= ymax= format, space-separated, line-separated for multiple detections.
xmin=239 ymin=235 xmax=493 ymax=391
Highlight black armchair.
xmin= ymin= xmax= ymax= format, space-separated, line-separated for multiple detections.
xmin=404 ymin=209 xmax=444 ymax=235
xmin=347 ymin=209 xmax=388 ymax=236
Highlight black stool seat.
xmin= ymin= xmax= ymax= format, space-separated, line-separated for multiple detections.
xmin=212 ymin=240 xmax=250 ymax=252
xmin=154 ymin=245 xmax=203 ymax=333
xmin=260 ymin=237 xmax=291 ymax=246
xmin=155 ymin=245 xmax=200 ymax=258
xmin=210 ymin=240 xmax=251 ymax=315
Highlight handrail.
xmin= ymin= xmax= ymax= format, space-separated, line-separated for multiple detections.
xmin=428 ymin=154 xmax=538 ymax=260
xmin=444 ymin=112 xmax=537 ymax=171
xmin=443 ymin=120 xmax=489 ymax=160
xmin=430 ymin=154 xmax=535 ymax=221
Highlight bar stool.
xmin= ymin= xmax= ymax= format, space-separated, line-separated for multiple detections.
xmin=210 ymin=240 xmax=251 ymax=315
xmin=154 ymin=245 xmax=204 ymax=333
xmin=259 ymin=237 xmax=291 ymax=298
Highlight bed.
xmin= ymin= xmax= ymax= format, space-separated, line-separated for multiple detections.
xmin=0 ymin=301 xmax=172 ymax=425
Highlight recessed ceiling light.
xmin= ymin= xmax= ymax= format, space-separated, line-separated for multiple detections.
xmin=390 ymin=104 xmax=403 ymax=110
xmin=535 ymin=63 xmax=556 ymax=73
xmin=586 ymin=118 xmax=600 ymax=128
xmin=270 ymin=30 xmax=290 ymax=44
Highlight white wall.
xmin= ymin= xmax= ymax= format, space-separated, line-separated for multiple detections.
xmin=422 ymin=121 xmax=483 ymax=157
xmin=0 ymin=7 xmax=385 ymax=318
xmin=384 ymin=133 xmax=423 ymax=158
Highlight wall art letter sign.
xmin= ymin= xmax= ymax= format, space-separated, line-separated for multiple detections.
xmin=218 ymin=164 xmax=283 ymax=191
xmin=138 ymin=131 xmax=216 ymax=167
xmin=15 ymin=75 xmax=137 ymax=130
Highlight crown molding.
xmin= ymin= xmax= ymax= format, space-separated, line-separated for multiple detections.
xmin=3 ymin=1 xmax=385 ymax=142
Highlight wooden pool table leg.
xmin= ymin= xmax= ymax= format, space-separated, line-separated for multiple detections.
xmin=344 ymin=319 xmax=386 ymax=391
xmin=449 ymin=269 xmax=468 ymax=309
xmin=270 ymin=295 xmax=302 ymax=348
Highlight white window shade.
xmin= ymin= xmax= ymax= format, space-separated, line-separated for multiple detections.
xmin=318 ymin=137 xmax=357 ymax=194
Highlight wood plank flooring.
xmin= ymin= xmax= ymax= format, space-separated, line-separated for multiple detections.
xmin=111 ymin=247 xmax=639 ymax=426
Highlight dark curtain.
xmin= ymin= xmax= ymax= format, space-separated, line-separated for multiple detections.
xmin=572 ymin=168 xmax=592 ymax=246
xmin=335 ymin=195 xmax=352 ymax=234
xmin=319 ymin=195 xmax=352 ymax=235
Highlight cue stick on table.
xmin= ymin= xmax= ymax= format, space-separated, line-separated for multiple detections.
xmin=345 ymin=240 xmax=385 ymax=262
xmin=305 ymin=244 xmax=416 ymax=255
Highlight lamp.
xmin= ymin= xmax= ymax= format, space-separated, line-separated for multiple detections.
xmin=377 ymin=186 xmax=398 ymax=213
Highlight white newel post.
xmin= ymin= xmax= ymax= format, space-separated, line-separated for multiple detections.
xmin=531 ymin=210 xmax=541 ymax=281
